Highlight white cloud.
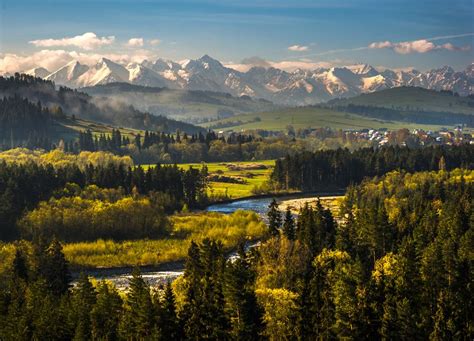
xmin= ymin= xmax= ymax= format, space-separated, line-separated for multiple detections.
xmin=288 ymin=44 xmax=309 ymax=52
xmin=369 ymin=39 xmax=470 ymax=54
xmin=126 ymin=38 xmax=144 ymax=48
xmin=224 ymin=57 xmax=333 ymax=72
xmin=149 ymin=39 xmax=161 ymax=46
xmin=29 ymin=32 xmax=115 ymax=51
xmin=0 ymin=49 xmax=156 ymax=74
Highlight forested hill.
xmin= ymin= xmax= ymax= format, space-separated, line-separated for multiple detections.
xmin=326 ymin=87 xmax=474 ymax=126
xmin=0 ymin=96 xmax=60 ymax=149
xmin=272 ymin=144 xmax=474 ymax=191
xmin=82 ymin=82 xmax=276 ymax=123
xmin=0 ymin=74 xmax=205 ymax=134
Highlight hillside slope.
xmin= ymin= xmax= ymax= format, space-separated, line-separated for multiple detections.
xmin=326 ymin=87 xmax=474 ymax=126
xmin=200 ymin=106 xmax=450 ymax=132
xmin=0 ymin=74 xmax=205 ymax=134
xmin=327 ymin=87 xmax=474 ymax=114
xmin=82 ymin=82 xmax=277 ymax=123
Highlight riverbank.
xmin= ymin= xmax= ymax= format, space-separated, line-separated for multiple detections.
xmin=69 ymin=192 xmax=345 ymax=287
xmin=204 ymin=189 xmax=346 ymax=208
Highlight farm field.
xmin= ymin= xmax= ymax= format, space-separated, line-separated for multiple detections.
xmin=201 ymin=106 xmax=452 ymax=132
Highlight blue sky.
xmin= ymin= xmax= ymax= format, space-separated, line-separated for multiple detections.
xmin=0 ymin=0 xmax=472 ymax=72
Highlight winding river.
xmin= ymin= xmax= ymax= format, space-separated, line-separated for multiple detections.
xmin=75 ymin=193 xmax=342 ymax=289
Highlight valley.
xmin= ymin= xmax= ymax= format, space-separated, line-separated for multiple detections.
xmin=202 ymin=105 xmax=456 ymax=132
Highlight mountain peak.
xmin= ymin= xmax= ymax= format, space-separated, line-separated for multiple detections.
xmin=34 ymin=56 xmax=472 ymax=103
xmin=199 ymin=54 xmax=217 ymax=62
xmin=24 ymin=67 xmax=50 ymax=78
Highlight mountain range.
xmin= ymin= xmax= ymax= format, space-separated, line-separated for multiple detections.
xmin=21 ymin=55 xmax=473 ymax=106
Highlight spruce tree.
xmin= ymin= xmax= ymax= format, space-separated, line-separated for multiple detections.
xmin=12 ymin=245 xmax=29 ymax=282
xmin=120 ymin=268 xmax=154 ymax=339
xmin=182 ymin=239 xmax=230 ymax=340
xmin=225 ymin=244 xmax=263 ymax=340
xmin=71 ymin=274 xmax=96 ymax=341
xmin=160 ymin=282 xmax=180 ymax=340
xmin=35 ymin=238 xmax=71 ymax=297
xmin=267 ymin=199 xmax=282 ymax=237
xmin=282 ymin=206 xmax=295 ymax=240
xmin=90 ymin=281 xmax=123 ymax=340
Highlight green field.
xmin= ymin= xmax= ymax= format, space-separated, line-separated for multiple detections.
xmin=54 ymin=117 xmax=144 ymax=141
xmin=201 ymin=106 xmax=450 ymax=132
xmin=179 ymin=160 xmax=275 ymax=199
xmin=143 ymin=160 xmax=275 ymax=199
xmin=329 ymin=87 xmax=474 ymax=115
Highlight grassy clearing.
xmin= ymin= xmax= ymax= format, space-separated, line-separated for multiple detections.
xmin=143 ymin=160 xmax=275 ymax=199
xmin=63 ymin=210 xmax=267 ymax=269
xmin=200 ymin=106 xmax=450 ymax=132
xmin=59 ymin=117 xmax=143 ymax=139
xmin=185 ymin=160 xmax=275 ymax=199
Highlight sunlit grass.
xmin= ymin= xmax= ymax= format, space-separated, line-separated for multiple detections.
xmin=143 ymin=160 xmax=276 ymax=199
xmin=63 ymin=210 xmax=267 ymax=269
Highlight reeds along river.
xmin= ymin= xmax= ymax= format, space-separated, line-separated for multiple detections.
xmin=74 ymin=193 xmax=343 ymax=289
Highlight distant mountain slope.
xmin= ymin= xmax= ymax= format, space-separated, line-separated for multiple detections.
xmin=22 ymin=55 xmax=473 ymax=105
xmin=82 ymin=82 xmax=276 ymax=122
xmin=200 ymin=106 xmax=451 ymax=132
xmin=0 ymin=92 xmax=145 ymax=149
xmin=326 ymin=87 xmax=474 ymax=126
xmin=327 ymin=87 xmax=474 ymax=114
xmin=0 ymin=74 xmax=205 ymax=134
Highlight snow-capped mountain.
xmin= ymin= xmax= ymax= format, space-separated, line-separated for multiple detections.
xmin=74 ymin=58 xmax=129 ymax=87
xmin=24 ymin=67 xmax=51 ymax=78
xmin=45 ymin=60 xmax=89 ymax=87
xmin=33 ymin=56 xmax=474 ymax=105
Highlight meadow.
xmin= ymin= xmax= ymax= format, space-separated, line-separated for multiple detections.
xmin=201 ymin=106 xmax=452 ymax=132
xmin=58 ymin=117 xmax=144 ymax=141
xmin=0 ymin=210 xmax=267 ymax=271
xmin=144 ymin=160 xmax=276 ymax=199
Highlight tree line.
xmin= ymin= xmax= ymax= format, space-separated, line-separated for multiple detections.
xmin=0 ymin=160 xmax=208 ymax=240
xmin=271 ymin=144 xmax=474 ymax=191
xmin=1 ymin=168 xmax=471 ymax=339
xmin=0 ymin=96 xmax=58 ymax=149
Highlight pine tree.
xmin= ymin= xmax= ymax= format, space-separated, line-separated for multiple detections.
xmin=12 ymin=245 xmax=29 ymax=282
xmin=160 ymin=282 xmax=180 ymax=340
xmin=267 ymin=199 xmax=282 ymax=237
xmin=120 ymin=268 xmax=154 ymax=339
xmin=35 ymin=238 xmax=71 ymax=296
xmin=71 ymin=274 xmax=96 ymax=341
xmin=90 ymin=281 xmax=123 ymax=341
xmin=225 ymin=244 xmax=264 ymax=340
xmin=282 ymin=207 xmax=295 ymax=240
xmin=182 ymin=239 xmax=230 ymax=340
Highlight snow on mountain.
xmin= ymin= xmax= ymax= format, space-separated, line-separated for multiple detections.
xmin=24 ymin=67 xmax=50 ymax=78
xmin=46 ymin=60 xmax=89 ymax=87
xmin=75 ymin=58 xmax=128 ymax=87
xmin=24 ymin=54 xmax=473 ymax=105
xmin=346 ymin=64 xmax=379 ymax=77
xmin=126 ymin=63 xmax=169 ymax=87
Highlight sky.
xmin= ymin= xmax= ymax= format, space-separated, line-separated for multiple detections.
xmin=0 ymin=0 xmax=472 ymax=73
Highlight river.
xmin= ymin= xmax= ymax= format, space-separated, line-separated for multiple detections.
xmin=75 ymin=193 xmax=342 ymax=289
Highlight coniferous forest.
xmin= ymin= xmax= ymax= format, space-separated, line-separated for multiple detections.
xmin=2 ymin=1 xmax=474 ymax=339
xmin=0 ymin=167 xmax=472 ymax=339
